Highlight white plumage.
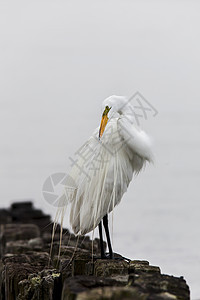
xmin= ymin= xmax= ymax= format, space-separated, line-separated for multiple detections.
xmin=62 ymin=95 xmax=153 ymax=236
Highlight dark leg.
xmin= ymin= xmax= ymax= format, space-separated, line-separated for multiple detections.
xmin=98 ymin=220 xmax=105 ymax=258
xmin=103 ymin=214 xmax=113 ymax=259
xmin=98 ymin=215 xmax=130 ymax=261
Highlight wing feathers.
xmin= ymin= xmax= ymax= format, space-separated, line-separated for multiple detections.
xmin=66 ymin=118 xmax=147 ymax=235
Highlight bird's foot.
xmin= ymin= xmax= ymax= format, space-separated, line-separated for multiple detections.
xmin=111 ymin=253 xmax=131 ymax=262
xmin=95 ymin=252 xmax=131 ymax=262
xmin=102 ymin=252 xmax=114 ymax=260
xmin=94 ymin=253 xmax=111 ymax=260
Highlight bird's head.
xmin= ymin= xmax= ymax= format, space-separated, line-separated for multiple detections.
xmin=99 ymin=95 xmax=128 ymax=138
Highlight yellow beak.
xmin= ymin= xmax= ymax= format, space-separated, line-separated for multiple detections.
xmin=99 ymin=114 xmax=109 ymax=139
xmin=99 ymin=106 xmax=111 ymax=139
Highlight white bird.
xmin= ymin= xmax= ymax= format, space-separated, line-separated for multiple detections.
xmin=58 ymin=95 xmax=153 ymax=259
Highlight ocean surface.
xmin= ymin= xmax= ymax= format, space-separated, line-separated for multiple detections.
xmin=1 ymin=1 xmax=200 ymax=298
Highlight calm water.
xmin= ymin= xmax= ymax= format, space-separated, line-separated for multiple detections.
xmin=1 ymin=1 xmax=200 ymax=298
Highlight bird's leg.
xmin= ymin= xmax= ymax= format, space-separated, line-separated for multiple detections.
xmin=98 ymin=220 xmax=105 ymax=258
xmin=103 ymin=214 xmax=113 ymax=259
xmin=98 ymin=215 xmax=130 ymax=262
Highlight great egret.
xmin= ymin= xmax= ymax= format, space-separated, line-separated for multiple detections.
xmin=58 ymin=95 xmax=153 ymax=259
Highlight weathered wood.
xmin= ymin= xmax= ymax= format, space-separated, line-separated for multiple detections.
xmin=0 ymin=201 xmax=190 ymax=300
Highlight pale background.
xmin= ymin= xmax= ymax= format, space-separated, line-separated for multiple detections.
xmin=0 ymin=0 xmax=200 ymax=298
